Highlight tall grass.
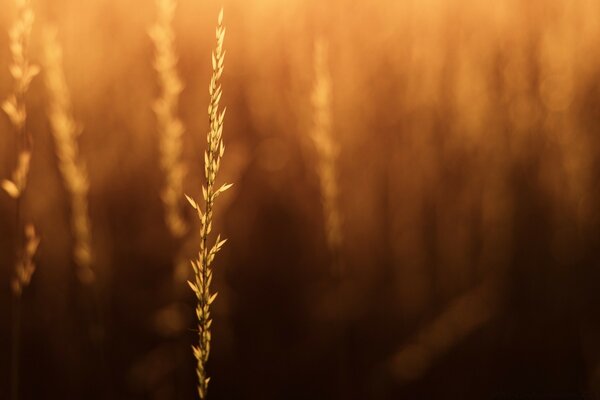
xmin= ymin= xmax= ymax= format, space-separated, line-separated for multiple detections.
xmin=150 ymin=0 xmax=188 ymax=238
xmin=186 ymin=8 xmax=230 ymax=399
xmin=42 ymin=27 xmax=95 ymax=284
xmin=311 ymin=38 xmax=343 ymax=275
xmin=1 ymin=1 xmax=40 ymax=399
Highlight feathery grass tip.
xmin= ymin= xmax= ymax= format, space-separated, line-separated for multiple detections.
xmin=311 ymin=38 xmax=343 ymax=275
xmin=2 ymin=0 xmax=39 ymax=201
xmin=187 ymin=8 xmax=230 ymax=399
xmin=42 ymin=27 xmax=95 ymax=284
xmin=150 ymin=0 xmax=188 ymax=237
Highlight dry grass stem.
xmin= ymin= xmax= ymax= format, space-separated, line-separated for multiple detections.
xmin=186 ymin=8 xmax=230 ymax=399
xmin=311 ymin=38 xmax=343 ymax=275
xmin=42 ymin=27 xmax=95 ymax=284
xmin=150 ymin=0 xmax=188 ymax=237
xmin=2 ymin=2 xmax=40 ymax=399
xmin=2 ymin=0 xmax=40 ymax=295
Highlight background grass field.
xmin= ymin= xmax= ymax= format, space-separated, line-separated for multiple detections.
xmin=2 ymin=0 xmax=600 ymax=398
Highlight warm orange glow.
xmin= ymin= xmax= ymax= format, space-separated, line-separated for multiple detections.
xmin=1 ymin=0 xmax=600 ymax=398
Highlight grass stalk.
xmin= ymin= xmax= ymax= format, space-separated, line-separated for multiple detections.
xmin=1 ymin=1 xmax=40 ymax=398
xmin=185 ymin=9 xmax=230 ymax=399
xmin=150 ymin=0 xmax=188 ymax=238
xmin=42 ymin=27 xmax=95 ymax=284
xmin=41 ymin=28 xmax=116 ymax=399
xmin=311 ymin=38 xmax=343 ymax=276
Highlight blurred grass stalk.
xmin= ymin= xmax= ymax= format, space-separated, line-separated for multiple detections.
xmin=149 ymin=0 xmax=190 ymax=337
xmin=311 ymin=38 xmax=343 ymax=276
xmin=150 ymin=0 xmax=188 ymax=238
xmin=42 ymin=27 xmax=95 ymax=284
xmin=1 ymin=1 xmax=40 ymax=399
xmin=389 ymin=278 xmax=499 ymax=383
xmin=186 ymin=9 xmax=231 ymax=399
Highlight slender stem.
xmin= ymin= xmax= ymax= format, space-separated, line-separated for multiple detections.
xmin=12 ymin=207 xmax=21 ymax=400
xmin=11 ymin=99 xmax=24 ymax=400
xmin=11 ymin=293 xmax=21 ymax=400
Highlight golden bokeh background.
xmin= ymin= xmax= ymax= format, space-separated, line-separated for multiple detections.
xmin=2 ymin=0 xmax=600 ymax=398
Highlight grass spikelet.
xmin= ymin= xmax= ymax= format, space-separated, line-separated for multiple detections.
xmin=150 ymin=0 xmax=188 ymax=238
xmin=11 ymin=223 xmax=40 ymax=296
xmin=2 ymin=2 xmax=40 ymax=399
xmin=187 ymin=8 xmax=229 ymax=399
xmin=2 ymin=0 xmax=40 ymax=201
xmin=2 ymin=0 xmax=40 ymax=314
xmin=42 ymin=27 xmax=95 ymax=284
xmin=311 ymin=38 xmax=343 ymax=275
